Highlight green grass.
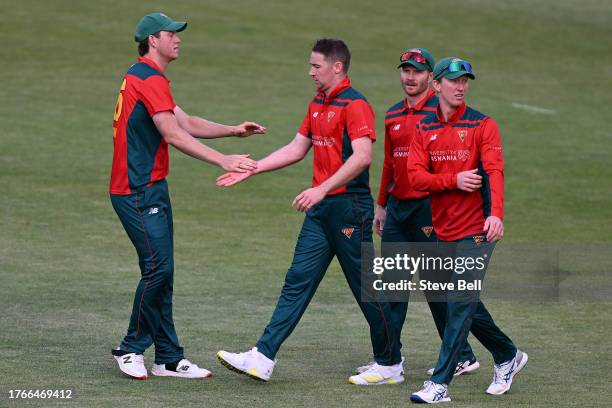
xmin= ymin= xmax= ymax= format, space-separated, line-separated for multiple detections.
xmin=1 ymin=0 xmax=611 ymax=406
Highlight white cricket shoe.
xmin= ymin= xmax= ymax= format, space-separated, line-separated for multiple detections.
xmin=486 ymin=350 xmax=528 ymax=395
xmin=348 ymin=361 xmax=404 ymax=385
xmin=356 ymin=356 xmax=405 ymax=374
xmin=216 ymin=347 xmax=275 ymax=382
xmin=112 ymin=349 xmax=147 ymax=380
xmin=410 ymin=381 xmax=451 ymax=404
xmin=426 ymin=357 xmax=480 ymax=376
xmin=151 ymin=358 xmax=212 ymax=378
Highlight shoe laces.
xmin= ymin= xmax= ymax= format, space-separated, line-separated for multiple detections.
xmin=492 ymin=359 xmax=514 ymax=384
xmin=422 ymin=380 xmax=446 ymax=394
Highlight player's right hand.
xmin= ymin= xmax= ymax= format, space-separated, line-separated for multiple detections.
xmin=221 ymin=154 xmax=257 ymax=173
xmin=456 ymin=169 xmax=482 ymax=192
xmin=216 ymin=171 xmax=253 ymax=187
xmin=373 ymin=205 xmax=387 ymax=237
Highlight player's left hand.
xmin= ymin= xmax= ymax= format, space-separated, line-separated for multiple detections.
xmin=484 ymin=216 xmax=504 ymax=242
xmin=233 ymin=121 xmax=267 ymax=137
xmin=292 ymin=187 xmax=326 ymax=212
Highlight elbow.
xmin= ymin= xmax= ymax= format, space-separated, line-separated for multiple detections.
xmin=357 ymin=152 xmax=372 ymax=169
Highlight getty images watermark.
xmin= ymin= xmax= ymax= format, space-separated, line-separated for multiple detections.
xmin=360 ymin=242 xmax=612 ymax=302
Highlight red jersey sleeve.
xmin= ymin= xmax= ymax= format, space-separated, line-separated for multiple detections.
xmin=139 ymin=76 xmax=176 ymax=116
xmin=346 ymin=100 xmax=376 ymax=142
xmin=408 ymin=125 xmax=457 ymax=192
xmin=377 ymin=121 xmax=394 ymax=206
xmin=298 ymin=104 xmax=312 ymax=137
xmin=479 ymin=118 xmax=505 ymax=219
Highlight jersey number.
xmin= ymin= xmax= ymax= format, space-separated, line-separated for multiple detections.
xmin=113 ymin=79 xmax=127 ymax=139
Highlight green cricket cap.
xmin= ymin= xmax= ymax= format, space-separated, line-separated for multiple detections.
xmin=433 ymin=57 xmax=476 ymax=80
xmin=135 ymin=12 xmax=187 ymax=42
xmin=397 ymin=48 xmax=435 ymax=72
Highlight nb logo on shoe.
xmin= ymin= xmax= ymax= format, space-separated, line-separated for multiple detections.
xmin=149 ymin=207 xmax=159 ymax=215
xmin=179 ymin=365 xmax=190 ymax=371
xmin=123 ymin=356 xmax=132 ymax=364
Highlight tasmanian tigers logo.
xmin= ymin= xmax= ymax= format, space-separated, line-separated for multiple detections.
xmin=341 ymin=227 xmax=355 ymax=239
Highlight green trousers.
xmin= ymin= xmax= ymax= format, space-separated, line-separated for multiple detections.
xmin=256 ymin=193 xmax=401 ymax=365
xmin=110 ymin=179 xmax=184 ymax=364
xmin=431 ymin=236 xmax=517 ymax=385
xmin=382 ymin=196 xmax=475 ymax=362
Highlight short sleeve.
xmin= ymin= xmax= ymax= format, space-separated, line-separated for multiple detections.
xmin=139 ymin=76 xmax=176 ymax=116
xmin=346 ymin=100 xmax=376 ymax=142
xmin=298 ymin=104 xmax=312 ymax=138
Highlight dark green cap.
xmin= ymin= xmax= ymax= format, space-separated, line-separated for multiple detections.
xmin=134 ymin=12 xmax=187 ymax=42
xmin=397 ymin=48 xmax=435 ymax=72
xmin=433 ymin=57 xmax=476 ymax=80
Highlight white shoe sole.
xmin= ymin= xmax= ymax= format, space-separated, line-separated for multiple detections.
xmin=216 ymin=351 xmax=270 ymax=382
xmin=486 ymin=352 xmax=529 ymax=395
xmin=113 ymin=356 xmax=147 ymax=380
xmin=348 ymin=375 xmax=404 ymax=385
xmin=151 ymin=367 xmax=212 ymax=379
xmin=410 ymin=393 xmax=451 ymax=404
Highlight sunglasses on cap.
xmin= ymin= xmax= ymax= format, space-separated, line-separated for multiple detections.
xmin=400 ymin=50 xmax=428 ymax=65
xmin=447 ymin=60 xmax=473 ymax=75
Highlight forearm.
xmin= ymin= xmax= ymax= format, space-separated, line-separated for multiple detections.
xmin=410 ymin=169 xmax=457 ymax=192
xmin=377 ymin=160 xmax=394 ymax=206
xmin=184 ymin=116 xmax=237 ymax=139
xmin=166 ymin=129 xmax=225 ymax=167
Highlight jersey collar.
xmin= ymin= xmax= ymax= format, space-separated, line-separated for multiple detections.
xmin=137 ymin=57 xmax=166 ymax=76
xmin=404 ymin=88 xmax=436 ymax=112
xmin=436 ymin=101 xmax=466 ymax=124
xmin=317 ymin=76 xmax=351 ymax=101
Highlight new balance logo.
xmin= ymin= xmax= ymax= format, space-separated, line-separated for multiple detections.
xmin=179 ymin=365 xmax=190 ymax=371
xmin=430 ymin=134 xmax=437 ymax=141
xmin=148 ymin=207 xmax=159 ymax=215
xmin=122 ymin=355 xmax=132 ymax=364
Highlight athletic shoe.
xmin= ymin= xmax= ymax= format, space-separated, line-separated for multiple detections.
xmin=348 ymin=361 xmax=404 ymax=385
xmin=151 ymin=358 xmax=212 ymax=378
xmin=410 ymin=381 xmax=451 ymax=404
xmin=486 ymin=350 xmax=528 ymax=395
xmin=426 ymin=357 xmax=480 ymax=376
xmin=111 ymin=348 xmax=147 ymax=380
xmin=216 ymin=347 xmax=275 ymax=382
xmin=356 ymin=356 xmax=405 ymax=375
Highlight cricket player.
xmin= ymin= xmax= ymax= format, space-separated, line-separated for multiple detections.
xmin=407 ymin=57 xmax=527 ymax=403
xmin=109 ymin=12 xmax=266 ymax=380
xmin=356 ymin=48 xmax=479 ymax=378
xmin=215 ymin=38 xmax=403 ymax=385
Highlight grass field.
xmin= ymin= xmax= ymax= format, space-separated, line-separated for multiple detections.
xmin=1 ymin=0 xmax=612 ymax=406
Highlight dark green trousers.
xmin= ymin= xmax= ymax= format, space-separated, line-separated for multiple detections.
xmin=256 ymin=193 xmax=401 ymax=365
xmin=382 ymin=196 xmax=475 ymax=362
xmin=431 ymin=236 xmax=517 ymax=385
xmin=110 ymin=179 xmax=184 ymax=364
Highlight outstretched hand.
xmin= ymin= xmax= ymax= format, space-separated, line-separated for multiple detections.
xmin=216 ymin=170 xmax=254 ymax=187
xmin=221 ymin=154 xmax=257 ymax=173
xmin=233 ymin=121 xmax=267 ymax=137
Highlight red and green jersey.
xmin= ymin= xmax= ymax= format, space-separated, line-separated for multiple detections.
xmin=110 ymin=57 xmax=176 ymax=195
xmin=377 ymin=89 xmax=437 ymax=206
xmin=407 ymin=103 xmax=504 ymax=241
xmin=298 ymin=77 xmax=376 ymax=196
